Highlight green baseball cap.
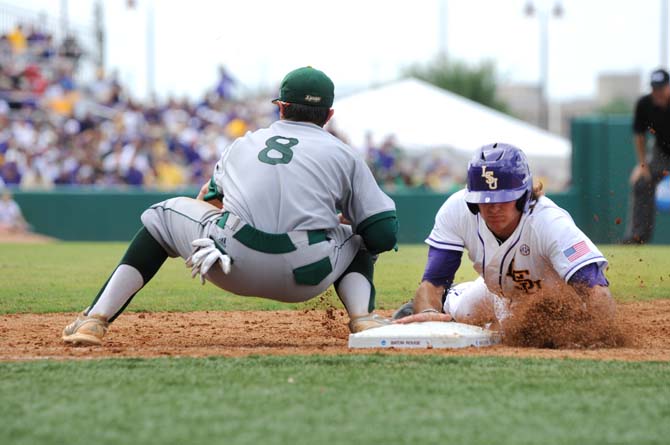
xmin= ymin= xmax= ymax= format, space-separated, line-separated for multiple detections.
xmin=273 ymin=66 xmax=334 ymax=108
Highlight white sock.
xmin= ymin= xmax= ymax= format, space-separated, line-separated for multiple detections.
xmin=336 ymin=272 xmax=371 ymax=317
xmin=87 ymin=264 xmax=144 ymax=319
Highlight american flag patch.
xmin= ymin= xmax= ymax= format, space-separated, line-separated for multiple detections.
xmin=563 ymin=240 xmax=590 ymax=262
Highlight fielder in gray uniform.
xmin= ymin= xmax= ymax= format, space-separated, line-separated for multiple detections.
xmin=63 ymin=66 xmax=398 ymax=346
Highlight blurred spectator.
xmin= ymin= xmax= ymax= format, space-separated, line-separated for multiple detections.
xmin=7 ymin=24 xmax=27 ymax=55
xmin=0 ymin=189 xmax=29 ymax=232
xmin=152 ymin=148 xmax=187 ymax=189
xmin=214 ymin=65 xmax=236 ymax=100
xmin=23 ymin=64 xmax=48 ymax=95
xmin=20 ymin=154 xmax=53 ymax=189
xmin=369 ymin=135 xmax=401 ymax=182
xmin=0 ymin=18 xmax=465 ymax=193
xmin=25 ymin=23 xmax=49 ymax=47
xmin=36 ymin=34 xmax=56 ymax=60
xmin=88 ymin=68 xmax=115 ymax=105
xmin=59 ymin=33 xmax=83 ymax=65
xmin=0 ymin=161 xmax=22 ymax=185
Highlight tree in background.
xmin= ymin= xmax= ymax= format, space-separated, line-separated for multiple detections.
xmin=403 ymin=57 xmax=509 ymax=113
xmin=597 ymin=97 xmax=633 ymax=116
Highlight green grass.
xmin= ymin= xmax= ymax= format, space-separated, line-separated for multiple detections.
xmin=0 ymin=243 xmax=667 ymax=314
xmin=1 ymin=355 xmax=668 ymax=445
xmin=1 ymin=244 xmax=669 ymax=445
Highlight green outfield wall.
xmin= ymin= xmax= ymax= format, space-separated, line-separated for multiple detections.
xmin=571 ymin=115 xmax=670 ymax=244
xmin=10 ymin=187 xmax=580 ymax=244
xmin=8 ymin=116 xmax=670 ymax=244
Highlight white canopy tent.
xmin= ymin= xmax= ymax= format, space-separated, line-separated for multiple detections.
xmin=327 ymin=78 xmax=571 ymax=191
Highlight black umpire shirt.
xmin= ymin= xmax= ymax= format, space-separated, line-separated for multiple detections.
xmin=633 ymin=94 xmax=670 ymax=155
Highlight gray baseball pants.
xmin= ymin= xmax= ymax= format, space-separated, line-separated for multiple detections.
xmin=141 ymin=197 xmax=363 ymax=302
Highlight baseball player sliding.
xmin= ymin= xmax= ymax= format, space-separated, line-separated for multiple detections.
xmin=63 ymin=66 xmax=398 ymax=346
xmin=393 ymin=143 xmax=615 ymax=329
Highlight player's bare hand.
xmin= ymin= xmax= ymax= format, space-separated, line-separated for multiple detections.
xmin=629 ymin=164 xmax=651 ymax=185
xmin=196 ymin=182 xmax=209 ymax=200
xmin=393 ymin=312 xmax=452 ymax=324
xmin=196 ymin=182 xmax=224 ymax=209
xmin=338 ymin=213 xmax=352 ymax=225
xmin=209 ymin=199 xmax=224 ymax=210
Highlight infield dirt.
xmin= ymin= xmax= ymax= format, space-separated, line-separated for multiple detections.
xmin=1 ymin=299 xmax=669 ymax=362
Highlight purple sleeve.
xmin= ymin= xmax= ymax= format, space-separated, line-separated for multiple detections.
xmin=568 ymin=263 xmax=609 ymax=288
xmin=421 ymin=246 xmax=463 ymax=288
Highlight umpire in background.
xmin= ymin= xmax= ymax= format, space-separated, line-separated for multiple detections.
xmin=623 ymin=68 xmax=670 ymax=244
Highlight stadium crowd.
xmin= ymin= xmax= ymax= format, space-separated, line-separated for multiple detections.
xmin=0 ymin=22 xmax=460 ymax=193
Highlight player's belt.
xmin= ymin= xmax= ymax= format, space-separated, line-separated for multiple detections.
xmin=217 ymin=212 xmax=328 ymax=254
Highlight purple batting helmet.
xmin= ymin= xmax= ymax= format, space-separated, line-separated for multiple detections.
xmin=464 ymin=143 xmax=533 ymax=214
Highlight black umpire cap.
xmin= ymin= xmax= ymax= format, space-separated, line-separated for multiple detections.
xmin=650 ymin=68 xmax=670 ymax=89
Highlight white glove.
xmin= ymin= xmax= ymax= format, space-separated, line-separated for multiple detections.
xmin=185 ymin=238 xmax=231 ymax=285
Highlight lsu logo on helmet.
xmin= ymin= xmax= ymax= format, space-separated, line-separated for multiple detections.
xmin=480 ymin=166 xmax=498 ymax=190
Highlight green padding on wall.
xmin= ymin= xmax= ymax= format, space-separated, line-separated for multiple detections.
xmin=4 ymin=188 xmax=592 ymax=243
xmin=390 ymin=192 xmax=443 ymax=244
xmin=12 ymin=188 xmax=198 ymax=241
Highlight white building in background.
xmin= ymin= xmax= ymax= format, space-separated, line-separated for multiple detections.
xmin=329 ymin=78 xmax=571 ymax=192
xmin=596 ymin=72 xmax=641 ymax=107
xmin=499 ymin=71 xmax=643 ymax=138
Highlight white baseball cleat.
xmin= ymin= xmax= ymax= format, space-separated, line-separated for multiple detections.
xmin=62 ymin=312 xmax=109 ymax=346
xmin=348 ymin=313 xmax=391 ymax=333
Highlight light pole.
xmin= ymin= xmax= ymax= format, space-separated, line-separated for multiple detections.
xmin=662 ymin=0 xmax=668 ymax=68
xmin=146 ymin=0 xmax=155 ymax=98
xmin=60 ymin=0 xmax=69 ymax=39
xmin=525 ymin=1 xmax=563 ymax=130
xmin=438 ymin=0 xmax=448 ymax=60
xmin=94 ymin=0 xmax=105 ymax=72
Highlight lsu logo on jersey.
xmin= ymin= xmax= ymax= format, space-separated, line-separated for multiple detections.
xmin=506 ymin=258 xmax=542 ymax=293
xmin=481 ymin=166 xmax=498 ymax=190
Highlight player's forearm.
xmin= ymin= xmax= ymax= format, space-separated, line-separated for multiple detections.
xmin=585 ymin=285 xmax=616 ymax=319
xmin=634 ymin=134 xmax=647 ymax=165
xmin=413 ymin=281 xmax=445 ymax=313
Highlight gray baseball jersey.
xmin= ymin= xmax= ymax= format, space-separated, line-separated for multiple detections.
xmin=142 ymin=119 xmax=395 ymax=302
xmin=208 ymin=120 xmax=394 ymax=233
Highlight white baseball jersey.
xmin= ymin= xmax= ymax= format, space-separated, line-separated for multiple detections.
xmin=208 ymin=120 xmax=395 ymax=233
xmin=426 ymin=189 xmax=607 ymax=301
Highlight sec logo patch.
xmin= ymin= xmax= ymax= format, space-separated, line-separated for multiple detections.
xmin=519 ymin=244 xmax=530 ymax=256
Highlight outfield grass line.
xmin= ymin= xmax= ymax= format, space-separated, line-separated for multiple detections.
xmin=0 ymin=244 xmax=667 ymax=314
